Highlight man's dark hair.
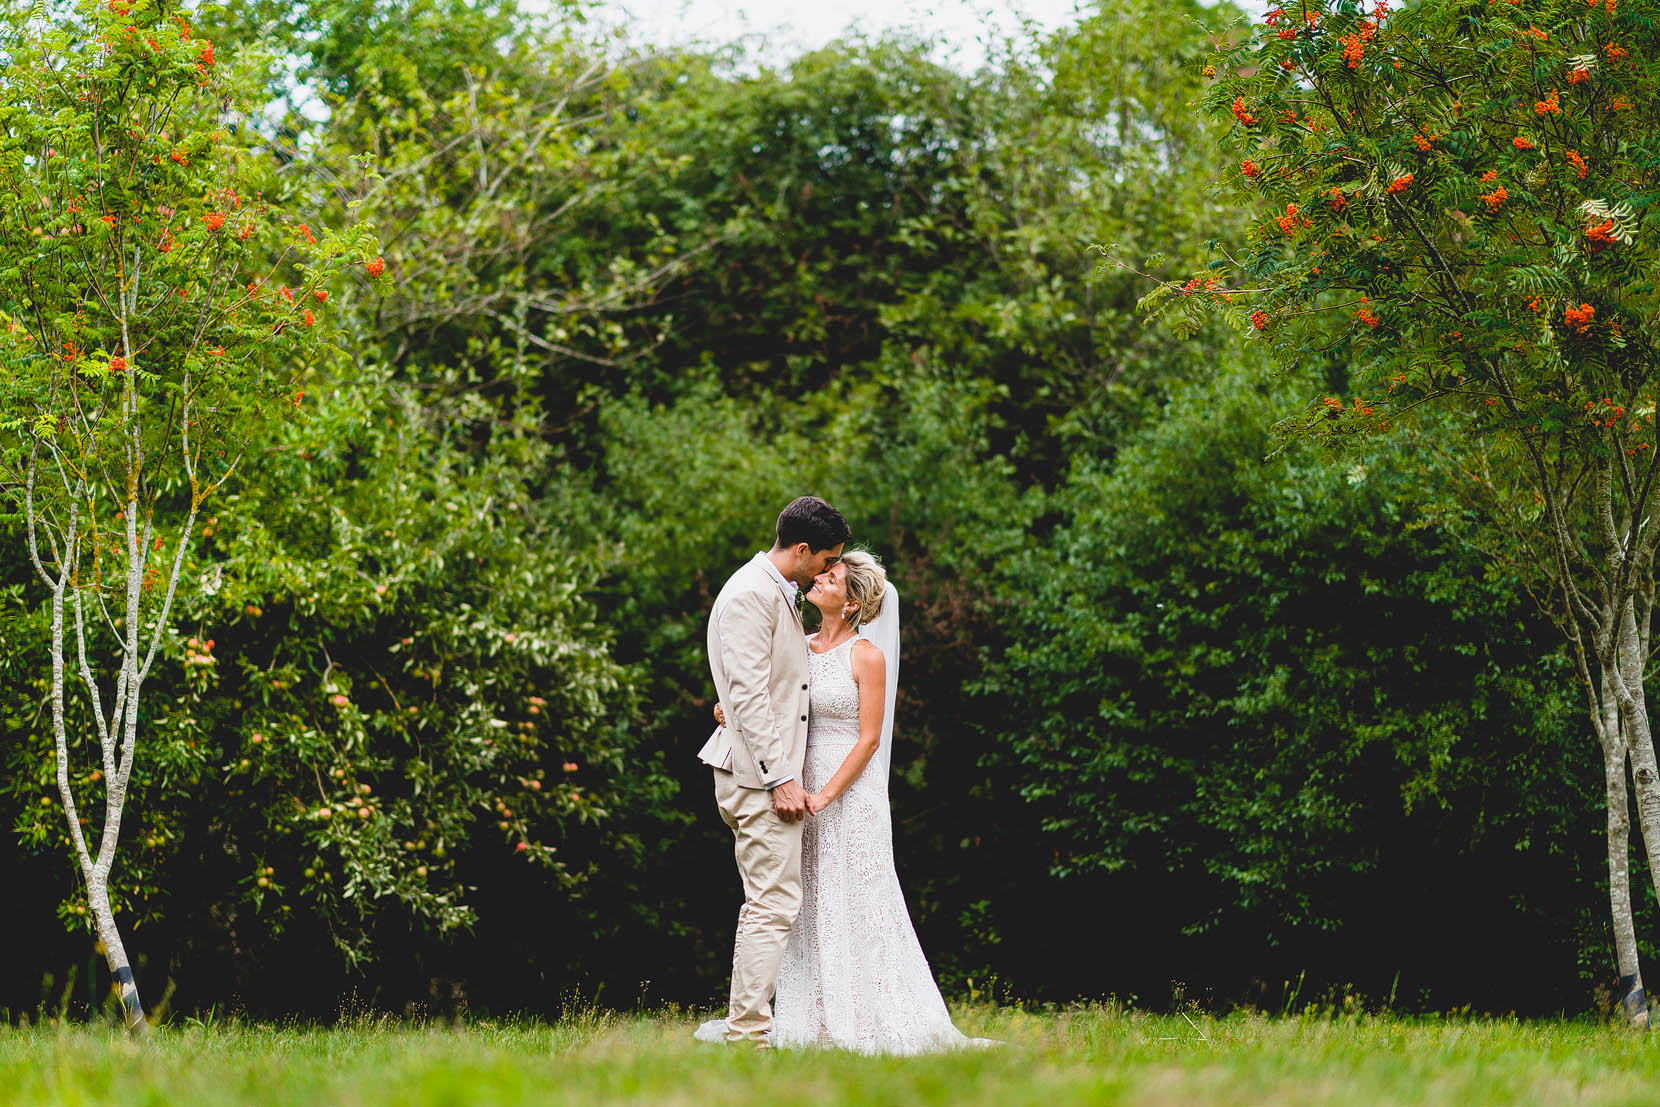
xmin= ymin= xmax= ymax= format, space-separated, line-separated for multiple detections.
xmin=774 ymin=496 xmax=850 ymax=552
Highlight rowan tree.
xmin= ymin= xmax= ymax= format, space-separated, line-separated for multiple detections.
xmin=1123 ymin=0 xmax=1660 ymax=1025
xmin=0 ymin=0 xmax=372 ymax=1027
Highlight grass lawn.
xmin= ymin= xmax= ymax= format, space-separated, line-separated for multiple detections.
xmin=2 ymin=1006 xmax=1658 ymax=1105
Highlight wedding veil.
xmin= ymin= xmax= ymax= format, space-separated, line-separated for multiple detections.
xmin=857 ymin=581 xmax=900 ymax=790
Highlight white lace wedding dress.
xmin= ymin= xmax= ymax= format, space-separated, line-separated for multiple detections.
xmin=698 ymin=607 xmax=989 ymax=1054
xmin=772 ymin=634 xmax=982 ymax=1053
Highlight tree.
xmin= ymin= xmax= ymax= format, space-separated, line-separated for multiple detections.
xmin=1123 ymin=0 xmax=1660 ymax=1024
xmin=264 ymin=0 xmax=701 ymax=458
xmin=0 ymin=0 xmax=369 ymax=1027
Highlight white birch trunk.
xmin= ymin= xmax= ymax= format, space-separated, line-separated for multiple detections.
xmin=1594 ymin=528 xmax=1660 ymax=1028
xmin=1537 ymin=459 xmax=1658 ymax=1027
xmin=1596 ymin=668 xmax=1647 ymax=1027
xmin=47 ymin=552 xmax=148 ymax=1030
xmin=86 ymin=874 xmax=144 ymax=1029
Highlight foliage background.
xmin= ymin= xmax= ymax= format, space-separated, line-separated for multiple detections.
xmin=0 ymin=0 xmax=1644 ymax=1019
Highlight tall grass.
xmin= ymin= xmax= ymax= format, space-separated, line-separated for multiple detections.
xmin=1 ymin=1006 xmax=1657 ymax=1105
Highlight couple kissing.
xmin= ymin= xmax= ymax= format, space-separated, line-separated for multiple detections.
xmin=695 ymin=496 xmax=992 ymax=1054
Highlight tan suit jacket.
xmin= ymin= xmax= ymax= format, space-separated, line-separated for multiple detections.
xmin=698 ymin=553 xmax=811 ymax=790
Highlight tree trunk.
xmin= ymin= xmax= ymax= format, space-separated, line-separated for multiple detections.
xmin=86 ymin=873 xmax=146 ymax=1031
xmin=1607 ymin=594 xmax=1660 ymax=1029
xmin=47 ymin=542 xmax=148 ymax=1033
xmin=1599 ymin=670 xmax=1648 ymax=1027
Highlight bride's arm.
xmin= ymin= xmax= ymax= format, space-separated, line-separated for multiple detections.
xmin=806 ymin=640 xmax=886 ymax=814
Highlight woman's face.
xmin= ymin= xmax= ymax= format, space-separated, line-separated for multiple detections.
xmin=806 ymin=561 xmax=850 ymax=617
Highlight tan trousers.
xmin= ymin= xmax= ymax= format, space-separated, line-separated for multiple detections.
xmin=714 ymin=768 xmax=804 ymax=1043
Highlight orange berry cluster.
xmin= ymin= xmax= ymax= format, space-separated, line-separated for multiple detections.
xmin=1585 ymin=218 xmax=1619 ymax=251
xmin=1585 ymin=398 xmax=1623 ymax=429
xmin=1340 ymin=32 xmax=1365 ymax=68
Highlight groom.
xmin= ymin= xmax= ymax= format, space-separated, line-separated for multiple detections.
xmin=699 ymin=495 xmax=849 ymax=1045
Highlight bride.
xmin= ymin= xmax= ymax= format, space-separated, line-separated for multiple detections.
xmin=698 ymin=549 xmax=988 ymax=1054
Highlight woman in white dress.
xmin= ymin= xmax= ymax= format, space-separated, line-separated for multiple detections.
xmin=699 ymin=550 xmax=987 ymax=1054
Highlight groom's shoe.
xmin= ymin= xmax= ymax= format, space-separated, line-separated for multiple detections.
xmin=723 ymin=1025 xmax=774 ymax=1049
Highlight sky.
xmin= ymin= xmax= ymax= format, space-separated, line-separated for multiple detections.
xmin=592 ymin=0 xmax=1092 ymax=70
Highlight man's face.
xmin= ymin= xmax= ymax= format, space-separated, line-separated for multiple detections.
xmin=791 ymin=542 xmax=843 ymax=588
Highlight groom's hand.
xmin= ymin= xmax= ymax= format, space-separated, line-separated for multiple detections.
xmin=771 ymin=780 xmax=808 ymax=822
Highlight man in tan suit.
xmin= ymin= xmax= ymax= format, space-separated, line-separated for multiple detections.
xmin=699 ymin=496 xmax=849 ymax=1045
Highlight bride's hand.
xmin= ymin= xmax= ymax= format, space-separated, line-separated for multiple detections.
xmin=713 ymin=703 xmax=726 ymax=726
xmin=805 ymin=792 xmax=830 ymax=816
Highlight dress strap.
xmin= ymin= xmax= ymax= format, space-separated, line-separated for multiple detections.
xmin=810 ymin=633 xmax=858 ymax=656
xmin=835 ymin=635 xmax=861 ymax=675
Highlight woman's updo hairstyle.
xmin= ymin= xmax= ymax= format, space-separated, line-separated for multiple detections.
xmin=837 ymin=548 xmax=887 ymax=631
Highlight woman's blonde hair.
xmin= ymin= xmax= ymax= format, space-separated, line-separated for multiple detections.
xmin=838 ymin=548 xmax=887 ymax=630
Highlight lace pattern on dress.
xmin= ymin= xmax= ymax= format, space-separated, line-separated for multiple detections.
xmin=772 ymin=636 xmax=971 ymax=1055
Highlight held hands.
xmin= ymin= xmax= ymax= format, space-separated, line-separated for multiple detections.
xmin=716 ymin=702 xmax=823 ymax=819
xmin=771 ymin=779 xmax=809 ymax=822
xmin=776 ymin=783 xmax=830 ymax=819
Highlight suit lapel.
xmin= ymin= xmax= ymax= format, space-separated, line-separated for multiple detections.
xmin=753 ymin=553 xmax=803 ymax=630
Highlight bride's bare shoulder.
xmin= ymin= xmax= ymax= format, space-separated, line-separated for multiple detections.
xmin=850 ymin=638 xmax=885 ymax=676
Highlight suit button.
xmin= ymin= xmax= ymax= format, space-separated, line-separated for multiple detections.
xmin=801 ymin=684 xmax=808 ymax=691
xmin=800 ymin=715 xmax=807 ymax=722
